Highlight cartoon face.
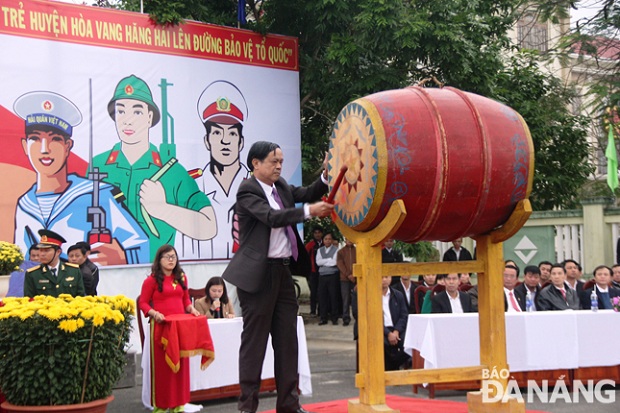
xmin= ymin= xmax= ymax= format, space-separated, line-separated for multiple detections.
xmin=205 ymin=123 xmax=244 ymax=167
xmin=22 ymin=130 xmax=73 ymax=177
xmin=114 ymin=99 xmax=153 ymax=145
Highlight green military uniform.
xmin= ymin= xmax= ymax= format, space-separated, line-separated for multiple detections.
xmin=92 ymin=144 xmax=212 ymax=259
xmin=24 ymin=262 xmax=85 ymax=298
xmin=90 ymin=75 xmax=213 ymax=259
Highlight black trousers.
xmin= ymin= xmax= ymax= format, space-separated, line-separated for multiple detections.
xmin=318 ymin=272 xmax=340 ymax=322
xmin=237 ymin=263 xmax=300 ymax=413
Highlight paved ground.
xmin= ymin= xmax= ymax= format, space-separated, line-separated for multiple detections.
xmin=108 ymin=304 xmax=620 ymax=413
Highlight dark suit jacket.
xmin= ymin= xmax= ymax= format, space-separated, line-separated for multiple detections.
xmin=579 ymin=286 xmax=620 ymax=310
xmin=442 ymin=247 xmax=473 ymax=262
xmin=514 ymin=283 xmax=540 ymax=311
xmin=505 ymin=287 xmax=525 ymax=312
xmin=382 ymin=249 xmax=403 ymax=263
xmin=222 ymin=175 xmax=327 ymax=293
xmin=431 ymin=290 xmax=474 ymax=313
xmin=537 ymin=284 xmax=580 ymax=311
xmin=384 ymin=287 xmax=408 ymax=343
xmin=392 ymin=281 xmax=416 ymax=314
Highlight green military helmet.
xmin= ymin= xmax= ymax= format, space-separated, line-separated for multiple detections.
xmin=107 ymin=75 xmax=161 ymax=126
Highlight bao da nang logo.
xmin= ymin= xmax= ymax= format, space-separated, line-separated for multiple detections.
xmin=481 ymin=367 xmax=615 ymax=404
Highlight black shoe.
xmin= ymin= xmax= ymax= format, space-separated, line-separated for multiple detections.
xmin=296 ymin=408 xmax=316 ymax=413
xmin=318 ymin=320 xmax=327 ymax=325
xmin=343 ymin=320 xmax=350 ymax=326
xmin=332 ymin=320 xmax=338 ymax=325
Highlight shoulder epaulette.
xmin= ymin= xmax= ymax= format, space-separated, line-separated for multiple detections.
xmin=27 ymin=265 xmax=41 ymax=272
xmin=188 ymin=168 xmax=203 ymax=180
xmin=65 ymin=262 xmax=80 ymax=268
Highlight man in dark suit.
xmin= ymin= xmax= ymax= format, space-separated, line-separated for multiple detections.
xmin=431 ymin=273 xmax=474 ymax=313
xmin=392 ymin=274 xmax=416 ymax=314
xmin=503 ymin=264 xmax=525 ymax=312
xmin=612 ymin=264 xmax=620 ymax=289
xmin=563 ymin=259 xmax=585 ymax=295
xmin=382 ymin=275 xmax=411 ymax=370
xmin=222 ymin=141 xmax=333 ymax=413
xmin=579 ymin=265 xmax=620 ymax=310
xmin=442 ymin=238 xmax=473 ymax=262
xmin=537 ymin=264 xmax=581 ymax=310
xmin=514 ymin=265 xmax=541 ymax=311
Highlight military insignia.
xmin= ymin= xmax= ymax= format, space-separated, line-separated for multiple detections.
xmin=216 ymin=97 xmax=231 ymax=112
xmin=125 ymin=84 xmax=134 ymax=95
xmin=188 ymin=168 xmax=203 ymax=179
xmin=27 ymin=265 xmax=41 ymax=272
xmin=65 ymin=263 xmax=79 ymax=268
xmin=38 ymin=279 xmax=49 ymax=283
xmin=65 ymin=277 xmax=75 ymax=281
xmin=106 ymin=150 xmax=119 ymax=165
xmin=152 ymin=151 xmax=162 ymax=166
xmin=40 ymin=235 xmax=48 ymax=242
xmin=42 ymin=100 xmax=53 ymax=111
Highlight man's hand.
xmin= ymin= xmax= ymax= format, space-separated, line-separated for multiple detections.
xmin=139 ymin=180 xmax=167 ymax=216
xmin=387 ymin=330 xmax=399 ymax=346
xmin=90 ymin=239 xmax=126 ymax=266
xmin=309 ymin=201 xmax=334 ymax=218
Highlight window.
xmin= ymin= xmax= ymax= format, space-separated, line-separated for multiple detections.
xmin=517 ymin=13 xmax=548 ymax=52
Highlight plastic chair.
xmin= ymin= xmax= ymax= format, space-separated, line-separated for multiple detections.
xmin=458 ymin=283 xmax=474 ymax=292
xmin=189 ymin=288 xmax=206 ymax=304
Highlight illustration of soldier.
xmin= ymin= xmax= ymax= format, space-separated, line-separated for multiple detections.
xmin=90 ymin=75 xmax=217 ymax=259
xmin=176 ymin=80 xmax=251 ymax=260
xmin=13 ymin=91 xmax=149 ymax=265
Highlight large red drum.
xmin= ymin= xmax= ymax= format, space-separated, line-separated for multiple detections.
xmin=327 ymin=86 xmax=534 ymax=242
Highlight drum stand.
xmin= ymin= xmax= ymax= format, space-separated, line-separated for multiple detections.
xmin=336 ymin=199 xmax=531 ymax=413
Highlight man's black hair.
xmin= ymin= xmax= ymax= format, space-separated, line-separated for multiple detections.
xmin=247 ymin=141 xmax=280 ymax=172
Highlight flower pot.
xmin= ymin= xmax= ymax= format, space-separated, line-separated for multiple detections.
xmin=0 ymin=396 xmax=114 ymax=413
xmin=0 ymin=275 xmax=10 ymax=298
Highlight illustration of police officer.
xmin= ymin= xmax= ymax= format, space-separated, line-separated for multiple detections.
xmin=23 ymin=229 xmax=84 ymax=298
xmin=91 ymin=75 xmax=217 ymax=259
xmin=176 ymin=80 xmax=251 ymax=260
xmin=13 ymin=91 xmax=149 ymax=265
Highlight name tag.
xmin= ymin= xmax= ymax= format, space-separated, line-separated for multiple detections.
xmin=38 ymin=279 xmax=50 ymax=284
xmin=65 ymin=277 xmax=74 ymax=281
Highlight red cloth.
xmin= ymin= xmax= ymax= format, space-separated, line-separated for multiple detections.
xmin=154 ymin=314 xmax=214 ymax=373
xmin=139 ymin=274 xmax=196 ymax=409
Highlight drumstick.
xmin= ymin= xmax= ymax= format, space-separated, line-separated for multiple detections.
xmin=325 ymin=165 xmax=348 ymax=204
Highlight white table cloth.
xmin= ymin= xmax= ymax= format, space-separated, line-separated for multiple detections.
xmin=142 ymin=316 xmax=312 ymax=408
xmin=404 ymin=310 xmax=620 ymax=372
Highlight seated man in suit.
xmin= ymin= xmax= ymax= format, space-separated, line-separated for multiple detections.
xmin=431 ymin=273 xmax=474 ymax=313
xmin=503 ymin=264 xmax=524 ymax=312
xmin=393 ymin=274 xmax=416 ymax=314
xmin=382 ymin=275 xmax=410 ymax=370
xmin=538 ymin=261 xmax=553 ymax=286
xmin=612 ymin=264 xmax=620 ymax=289
xmin=514 ymin=265 xmax=541 ymax=311
xmin=563 ymin=259 xmax=585 ymax=294
xmin=537 ymin=264 xmax=580 ymax=311
xmin=579 ymin=265 xmax=620 ymax=310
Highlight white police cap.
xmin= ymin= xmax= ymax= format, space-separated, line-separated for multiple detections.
xmin=197 ymin=80 xmax=248 ymax=125
xmin=13 ymin=91 xmax=82 ymax=136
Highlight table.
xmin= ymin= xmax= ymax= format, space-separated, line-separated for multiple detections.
xmin=404 ymin=311 xmax=620 ymax=396
xmin=405 ymin=310 xmax=620 ymax=371
xmin=142 ymin=316 xmax=311 ymax=408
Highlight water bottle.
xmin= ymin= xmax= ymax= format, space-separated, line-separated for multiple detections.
xmin=590 ymin=289 xmax=598 ymax=312
xmin=526 ymin=290 xmax=533 ymax=312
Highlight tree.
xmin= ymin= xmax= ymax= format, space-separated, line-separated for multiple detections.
xmin=107 ymin=0 xmax=592 ymax=209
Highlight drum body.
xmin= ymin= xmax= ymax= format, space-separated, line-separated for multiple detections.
xmin=327 ymin=86 xmax=534 ymax=242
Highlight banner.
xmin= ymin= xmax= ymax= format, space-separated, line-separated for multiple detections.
xmin=0 ymin=0 xmax=301 ymax=265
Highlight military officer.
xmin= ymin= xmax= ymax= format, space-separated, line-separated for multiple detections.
xmin=176 ymin=80 xmax=250 ymax=260
xmin=91 ymin=75 xmax=217 ymax=259
xmin=24 ymin=230 xmax=85 ymax=298
xmin=13 ymin=90 xmax=149 ymax=265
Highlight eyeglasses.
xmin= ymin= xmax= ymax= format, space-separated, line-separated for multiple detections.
xmin=162 ymin=254 xmax=177 ymax=261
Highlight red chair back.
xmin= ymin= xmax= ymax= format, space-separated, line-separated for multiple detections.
xmin=413 ymin=285 xmax=429 ymax=313
xmin=459 ymin=283 xmax=474 ymax=292
xmin=583 ymin=279 xmax=596 ymax=290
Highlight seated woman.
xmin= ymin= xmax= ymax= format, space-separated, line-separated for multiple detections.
xmin=195 ymin=276 xmax=236 ymax=318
